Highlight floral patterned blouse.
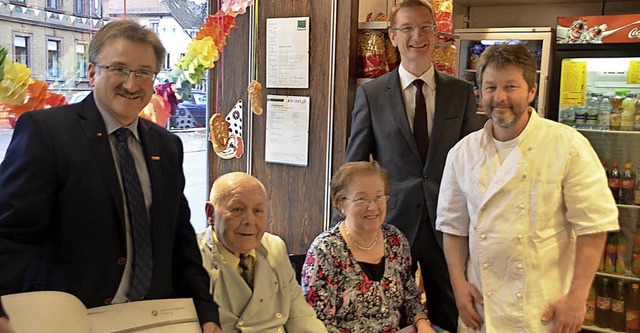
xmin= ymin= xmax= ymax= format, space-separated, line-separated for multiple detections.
xmin=301 ymin=223 xmax=424 ymax=333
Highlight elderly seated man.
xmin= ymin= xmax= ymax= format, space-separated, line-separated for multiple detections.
xmin=197 ymin=172 xmax=327 ymax=333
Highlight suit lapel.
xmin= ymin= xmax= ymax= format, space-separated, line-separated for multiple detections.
xmin=427 ymin=70 xmax=452 ymax=169
xmin=386 ymin=69 xmax=423 ymax=164
xmin=78 ymin=94 xmax=126 ymax=229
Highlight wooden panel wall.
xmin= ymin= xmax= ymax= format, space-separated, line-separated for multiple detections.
xmin=209 ymin=0 xmax=358 ymax=254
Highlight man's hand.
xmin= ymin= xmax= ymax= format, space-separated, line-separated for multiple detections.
xmin=541 ymin=293 xmax=585 ymax=333
xmin=0 ymin=317 xmax=15 ymax=333
xmin=453 ymin=280 xmax=483 ymax=330
xmin=202 ymin=322 xmax=222 ymax=333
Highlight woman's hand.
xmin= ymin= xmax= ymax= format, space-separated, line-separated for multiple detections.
xmin=415 ymin=318 xmax=437 ymax=333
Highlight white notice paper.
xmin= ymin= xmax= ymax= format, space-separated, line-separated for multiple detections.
xmin=265 ymin=95 xmax=310 ymax=167
xmin=266 ymin=17 xmax=309 ymax=88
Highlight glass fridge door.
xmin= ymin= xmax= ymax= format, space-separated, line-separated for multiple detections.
xmin=454 ymin=28 xmax=554 ymax=117
xmin=557 ymin=56 xmax=640 ymax=131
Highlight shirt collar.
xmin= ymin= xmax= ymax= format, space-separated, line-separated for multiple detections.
xmin=206 ymin=227 xmax=256 ymax=267
xmin=94 ymin=96 xmax=141 ymax=141
xmin=398 ymin=63 xmax=436 ymax=91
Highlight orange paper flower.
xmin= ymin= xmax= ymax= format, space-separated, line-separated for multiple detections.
xmin=195 ymin=11 xmax=237 ymax=52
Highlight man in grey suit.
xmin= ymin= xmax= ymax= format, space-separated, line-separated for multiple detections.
xmin=343 ymin=1 xmax=482 ymax=331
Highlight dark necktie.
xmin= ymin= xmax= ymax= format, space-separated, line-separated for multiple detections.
xmin=238 ymin=254 xmax=252 ymax=288
xmin=114 ymin=128 xmax=153 ymax=301
xmin=413 ymin=79 xmax=429 ymax=163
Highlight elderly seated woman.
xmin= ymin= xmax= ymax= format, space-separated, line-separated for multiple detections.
xmin=302 ymin=161 xmax=436 ymax=333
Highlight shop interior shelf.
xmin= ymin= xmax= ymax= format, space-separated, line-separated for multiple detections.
xmin=582 ymin=324 xmax=620 ymax=333
xmin=596 ymin=271 xmax=640 ymax=282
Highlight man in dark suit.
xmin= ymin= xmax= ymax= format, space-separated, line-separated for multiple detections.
xmin=0 ymin=20 xmax=220 ymax=333
xmin=343 ymin=1 xmax=482 ymax=331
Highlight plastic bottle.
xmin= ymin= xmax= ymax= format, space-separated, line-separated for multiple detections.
xmin=621 ymin=162 xmax=636 ymax=205
xmin=617 ymin=234 xmax=628 ymax=274
xmin=633 ymin=231 xmax=640 ymax=275
xmin=634 ymin=94 xmax=640 ymax=131
xmin=627 ymin=283 xmax=640 ymax=333
xmin=587 ymin=93 xmax=601 ymax=128
xmin=612 ymin=280 xmax=627 ymax=331
xmin=596 ymin=277 xmax=612 ymax=328
xmin=559 ymin=105 xmax=575 ymax=126
xmin=585 ymin=283 xmax=597 ymax=325
xmin=609 ymin=162 xmax=621 ymax=203
xmin=599 ymin=93 xmax=612 ymax=130
xmin=611 ymin=91 xmax=625 ymax=131
xmin=606 ymin=233 xmax=618 ymax=273
xmin=575 ymin=103 xmax=587 ymax=128
xmin=622 ymin=93 xmax=636 ymax=131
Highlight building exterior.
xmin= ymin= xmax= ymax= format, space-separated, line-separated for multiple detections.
xmin=0 ymin=0 xmax=105 ymax=94
xmin=106 ymin=0 xmax=204 ymax=80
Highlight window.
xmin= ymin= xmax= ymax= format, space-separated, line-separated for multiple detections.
xmin=75 ymin=0 xmax=85 ymax=15
xmin=93 ymin=0 xmax=101 ymax=17
xmin=46 ymin=0 xmax=60 ymax=10
xmin=164 ymin=53 xmax=171 ymax=70
xmin=14 ymin=36 xmax=29 ymax=67
xmin=47 ymin=40 xmax=61 ymax=78
xmin=76 ymin=44 xmax=87 ymax=78
xmin=149 ymin=19 xmax=159 ymax=33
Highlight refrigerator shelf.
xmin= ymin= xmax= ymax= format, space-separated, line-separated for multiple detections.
xmin=596 ymin=271 xmax=640 ymax=282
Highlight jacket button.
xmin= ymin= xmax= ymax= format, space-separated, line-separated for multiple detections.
xmin=275 ymin=312 xmax=282 ymax=319
xmin=117 ymin=257 xmax=127 ymax=266
xmin=103 ymin=297 xmax=113 ymax=305
xmin=423 ymin=175 xmax=428 ymax=180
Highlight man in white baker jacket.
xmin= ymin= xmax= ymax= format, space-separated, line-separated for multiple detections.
xmin=436 ymin=43 xmax=618 ymax=333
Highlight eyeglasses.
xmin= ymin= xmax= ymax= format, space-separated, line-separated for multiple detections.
xmin=94 ymin=64 xmax=157 ymax=81
xmin=344 ymin=195 xmax=390 ymax=206
xmin=390 ymin=24 xmax=437 ymax=34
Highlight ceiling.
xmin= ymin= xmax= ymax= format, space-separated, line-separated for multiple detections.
xmin=454 ymin=0 xmax=626 ymax=7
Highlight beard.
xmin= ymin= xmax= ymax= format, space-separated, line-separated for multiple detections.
xmin=486 ymin=103 xmax=529 ymax=129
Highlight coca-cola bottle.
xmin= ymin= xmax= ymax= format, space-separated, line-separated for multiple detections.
xmin=596 ymin=277 xmax=612 ymax=328
xmin=609 ymin=162 xmax=621 ymax=203
xmin=612 ymin=280 xmax=626 ymax=331
xmin=621 ymin=162 xmax=636 ymax=205
xmin=628 ymin=283 xmax=640 ymax=333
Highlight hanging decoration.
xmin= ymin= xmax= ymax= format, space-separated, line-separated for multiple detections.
xmin=210 ymin=98 xmax=244 ymax=159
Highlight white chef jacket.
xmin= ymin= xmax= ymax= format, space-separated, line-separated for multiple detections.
xmin=436 ymin=110 xmax=619 ymax=332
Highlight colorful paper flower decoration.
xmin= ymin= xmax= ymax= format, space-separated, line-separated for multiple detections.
xmin=221 ymin=0 xmax=253 ymax=16
xmin=172 ymin=0 xmax=251 ymax=100
xmin=0 ymin=57 xmax=32 ymax=105
xmin=2 ymin=78 xmax=67 ymax=116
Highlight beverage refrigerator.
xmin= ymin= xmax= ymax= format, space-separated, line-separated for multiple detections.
xmin=547 ymin=13 xmax=640 ymax=332
xmin=454 ymin=27 xmax=554 ymax=117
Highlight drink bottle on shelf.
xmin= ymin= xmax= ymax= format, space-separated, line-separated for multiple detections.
xmin=617 ymin=234 xmax=628 ymax=274
xmin=587 ymin=93 xmax=601 ymax=128
xmin=600 ymin=93 xmax=612 ymax=130
xmin=606 ymin=233 xmax=618 ymax=273
xmin=612 ymin=280 xmax=626 ymax=332
xmin=609 ymin=162 xmax=621 ymax=203
xmin=633 ymin=230 xmax=640 ymax=275
xmin=575 ymin=105 xmax=587 ymax=128
xmin=628 ymin=283 xmax=640 ymax=333
xmin=622 ymin=93 xmax=636 ymax=131
xmin=585 ymin=283 xmax=597 ymax=326
xmin=596 ymin=277 xmax=612 ymax=328
xmin=611 ymin=91 xmax=625 ymax=131
xmin=621 ymin=162 xmax=636 ymax=205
